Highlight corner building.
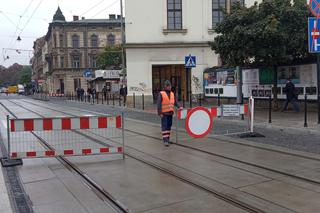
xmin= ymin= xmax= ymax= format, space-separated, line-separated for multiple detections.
xmin=44 ymin=7 xmax=122 ymax=94
xmin=125 ymin=0 xmax=259 ymax=104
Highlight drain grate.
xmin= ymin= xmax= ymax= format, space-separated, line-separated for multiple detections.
xmin=0 ymin=138 xmax=34 ymax=213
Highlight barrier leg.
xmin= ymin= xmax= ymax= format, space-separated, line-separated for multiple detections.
xmin=122 ymin=112 xmax=125 ymax=160
xmin=1 ymin=115 xmax=23 ymax=167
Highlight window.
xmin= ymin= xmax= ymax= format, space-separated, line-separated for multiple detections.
xmin=91 ymin=35 xmax=98 ymax=48
xmin=167 ymin=0 xmax=182 ymax=30
xmin=72 ymin=56 xmax=80 ymax=68
xmin=212 ymin=0 xmax=244 ymax=27
xmin=60 ymin=56 xmax=64 ymax=68
xmin=72 ymin=34 xmax=79 ymax=48
xmin=91 ymin=55 xmax=97 ymax=68
xmin=107 ymin=34 xmax=115 ymax=45
xmin=59 ymin=34 xmax=64 ymax=47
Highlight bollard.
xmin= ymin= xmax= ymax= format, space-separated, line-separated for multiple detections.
xmin=113 ymin=93 xmax=115 ymax=106
xmin=304 ymin=94 xmax=308 ymax=127
xmin=142 ymin=93 xmax=145 ymax=110
xmin=133 ymin=93 xmax=136 ymax=108
xmin=218 ymin=92 xmax=221 ymax=106
xmin=268 ymin=95 xmax=272 ymax=123
xmin=182 ymin=94 xmax=185 ymax=108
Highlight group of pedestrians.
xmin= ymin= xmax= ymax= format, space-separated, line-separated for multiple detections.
xmin=76 ymin=85 xmax=127 ymax=104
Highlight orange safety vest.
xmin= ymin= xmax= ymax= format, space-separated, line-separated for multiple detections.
xmin=160 ymin=91 xmax=175 ymax=113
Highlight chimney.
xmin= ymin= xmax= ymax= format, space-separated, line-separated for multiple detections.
xmin=82 ymin=17 xmax=85 ymax=20
xmin=73 ymin=15 xmax=79 ymax=21
xmin=109 ymin=14 xmax=116 ymax=19
xmin=117 ymin=15 xmax=121 ymax=19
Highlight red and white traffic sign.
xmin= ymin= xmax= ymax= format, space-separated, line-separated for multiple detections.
xmin=185 ymin=107 xmax=213 ymax=138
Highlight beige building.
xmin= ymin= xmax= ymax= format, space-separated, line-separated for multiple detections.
xmin=42 ymin=7 xmax=122 ymax=94
xmin=125 ymin=0 xmax=259 ymax=104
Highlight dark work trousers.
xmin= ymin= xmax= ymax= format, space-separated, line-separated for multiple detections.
xmin=161 ymin=114 xmax=173 ymax=143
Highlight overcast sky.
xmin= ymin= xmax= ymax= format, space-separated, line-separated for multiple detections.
xmin=0 ymin=0 xmax=122 ymax=67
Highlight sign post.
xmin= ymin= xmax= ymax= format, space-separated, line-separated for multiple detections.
xmin=308 ymin=0 xmax=320 ymax=124
xmin=185 ymin=55 xmax=196 ymax=103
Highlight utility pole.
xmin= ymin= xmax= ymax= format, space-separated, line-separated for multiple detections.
xmin=120 ymin=0 xmax=125 ymax=75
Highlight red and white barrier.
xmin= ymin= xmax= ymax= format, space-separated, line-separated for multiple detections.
xmin=178 ymin=104 xmax=249 ymax=120
xmin=7 ymin=114 xmax=125 ymax=160
xmin=49 ymin=93 xmax=65 ymax=97
xmin=10 ymin=116 xmax=121 ymax=132
xmin=11 ymin=147 xmax=123 ymax=159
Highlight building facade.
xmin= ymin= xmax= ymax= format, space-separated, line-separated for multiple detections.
xmin=31 ymin=36 xmax=45 ymax=89
xmin=42 ymin=7 xmax=122 ymax=94
xmin=125 ymin=0 xmax=260 ymax=104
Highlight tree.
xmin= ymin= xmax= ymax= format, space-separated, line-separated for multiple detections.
xmin=97 ymin=45 xmax=123 ymax=70
xmin=19 ymin=66 xmax=32 ymax=85
xmin=210 ymin=0 xmax=312 ymax=107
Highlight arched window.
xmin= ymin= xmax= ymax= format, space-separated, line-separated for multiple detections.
xmin=72 ymin=34 xmax=79 ymax=48
xmin=91 ymin=35 xmax=98 ymax=48
xmin=107 ymin=34 xmax=115 ymax=45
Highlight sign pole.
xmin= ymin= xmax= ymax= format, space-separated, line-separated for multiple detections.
xmin=317 ymin=54 xmax=320 ymax=124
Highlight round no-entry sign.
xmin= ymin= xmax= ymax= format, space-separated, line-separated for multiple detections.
xmin=185 ymin=107 xmax=213 ymax=138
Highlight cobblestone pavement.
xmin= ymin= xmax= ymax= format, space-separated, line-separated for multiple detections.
xmin=21 ymin=97 xmax=320 ymax=155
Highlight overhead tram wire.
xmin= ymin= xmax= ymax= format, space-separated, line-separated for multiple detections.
xmin=91 ymin=0 xmax=119 ymax=18
xmin=18 ymin=0 xmax=45 ymax=38
xmin=9 ymin=0 xmax=35 ymax=48
xmin=0 ymin=11 xmax=18 ymax=27
xmin=80 ymin=0 xmax=106 ymax=17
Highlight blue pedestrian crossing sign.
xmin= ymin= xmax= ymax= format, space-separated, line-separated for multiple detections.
xmin=185 ymin=55 xmax=196 ymax=68
xmin=308 ymin=18 xmax=320 ymax=53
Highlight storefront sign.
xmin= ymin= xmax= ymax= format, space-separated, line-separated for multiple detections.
xmin=95 ymin=70 xmax=120 ymax=79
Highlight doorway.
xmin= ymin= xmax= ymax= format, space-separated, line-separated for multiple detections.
xmin=152 ymin=65 xmax=190 ymax=101
xmin=59 ymin=79 xmax=64 ymax=94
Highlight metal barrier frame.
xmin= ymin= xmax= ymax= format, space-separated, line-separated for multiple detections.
xmin=1 ymin=114 xmax=125 ymax=167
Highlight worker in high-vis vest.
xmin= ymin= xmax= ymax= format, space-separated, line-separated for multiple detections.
xmin=157 ymin=80 xmax=182 ymax=146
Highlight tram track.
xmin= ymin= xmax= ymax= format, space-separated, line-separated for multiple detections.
xmin=16 ymin=99 xmax=320 ymax=187
xmin=0 ymin=100 xmax=130 ymax=213
xmin=4 ymin=100 xmax=269 ymax=212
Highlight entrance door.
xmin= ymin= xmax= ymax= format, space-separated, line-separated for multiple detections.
xmin=152 ymin=65 xmax=188 ymax=101
xmin=59 ymin=79 xmax=64 ymax=94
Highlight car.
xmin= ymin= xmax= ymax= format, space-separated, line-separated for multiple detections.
xmin=17 ymin=84 xmax=25 ymax=95
xmin=0 ymin=87 xmax=7 ymax=93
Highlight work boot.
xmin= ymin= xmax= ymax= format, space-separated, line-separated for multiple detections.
xmin=164 ymin=140 xmax=169 ymax=147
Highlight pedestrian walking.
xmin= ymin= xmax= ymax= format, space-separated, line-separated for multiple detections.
xmin=102 ymin=85 xmax=107 ymax=101
xmin=157 ymin=80 xmax=182 ymax=147
xmin=76 ymin=87 xmax=81 ymax=101
xmin=120 ymin=85 xmax=127 ymax=106
xmin=87 ymin=87 xmax=92 ymax=102
xmin=80 ymin=88 xmax=84 ymax=101
xmin=282 ymin=79 xmax=299 ymax=112
xmin=92 ymin=87 xmax=96 ymax=103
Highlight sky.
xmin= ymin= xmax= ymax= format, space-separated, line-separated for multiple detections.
xmin=0 ymin=0 xmax=122 ymax=67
